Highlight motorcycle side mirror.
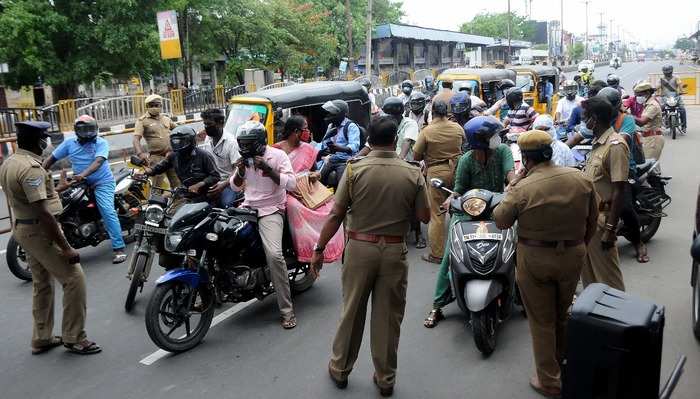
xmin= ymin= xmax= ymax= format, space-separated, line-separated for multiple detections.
xmin=130 ymin=155 xmax=145 ymax=166
xmin=430 ymin=178 xmax=444 ymax=188
xmin=691 ymin=235 xmax=700 ymax=262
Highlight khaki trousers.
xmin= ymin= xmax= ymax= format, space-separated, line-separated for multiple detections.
xmin=426 ymin=164 xmax=454 ymax=259
xmin=516 ymin=243 xmax=585 ymax=390
xmin=582 ymin=226 xmax=626 ymax=291
xmin=329 ymin=238 xmax=408 ymax=389
xmin=149 ymin=154 xmax=180 ymax=189
xmin=641 ymin=135 xmax=664 ymax=161
xmin=258 ymin=213 xmax=293 ymax=318
xmin=14 ymin=223 xmax=87 ymax=346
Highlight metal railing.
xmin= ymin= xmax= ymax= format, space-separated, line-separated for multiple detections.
xmin=76 ymin=96 xmax=173 ymax=127
xmin=0 ymin=107 xmax=61 ymax=137
xmin=384 ymin=70 xmax=411 ymax=87
xmin=260 ymin=82 xmax=297 ymax=91
xmin=225 ymin=84 xmax=247 ymax=100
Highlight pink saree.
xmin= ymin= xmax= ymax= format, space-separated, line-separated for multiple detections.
xmin=280 ymin=142 xmax=344 ymax=263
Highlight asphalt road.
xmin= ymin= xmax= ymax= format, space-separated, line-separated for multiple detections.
xmin=1 ymin=60 xmax=699 ymax=399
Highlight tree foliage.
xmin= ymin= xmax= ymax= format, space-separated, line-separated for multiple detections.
xmin=674 ymin=37 xmax=694 ymax=51
xmin=459 ymin=12 xmax=535 ymax=42
xmin=569 ymin=42 xmax=584 ymax=61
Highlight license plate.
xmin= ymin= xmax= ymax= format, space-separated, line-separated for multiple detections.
xmin=135 ymin=224 xmax=167 ymax=234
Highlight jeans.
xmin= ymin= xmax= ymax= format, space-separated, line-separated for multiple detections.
xmin=680 ymin=104 xmax=687 ymax=129
xmin=219 ymin=186 xmax=240 ymax=208
xmin=93 ymin=180 xmax=125 ymax=250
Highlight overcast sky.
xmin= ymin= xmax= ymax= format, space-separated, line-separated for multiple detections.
xmin=399 ymin=0 xmax=700 ymax=48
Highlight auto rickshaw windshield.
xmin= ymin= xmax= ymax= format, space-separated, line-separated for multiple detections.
xmin=516 ymin=74 xmax=535 ymax=92
xmin=440 ymin=79 xmax=479 ymax=94
xmin=224 ymin=103 xmax=269 ymax=137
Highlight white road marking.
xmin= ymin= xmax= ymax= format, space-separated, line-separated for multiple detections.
xmin=139 ymin=298 xmax=256 ymax=365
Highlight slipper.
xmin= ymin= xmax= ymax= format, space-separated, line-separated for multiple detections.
xmin=529 ymin=376 xmax=561 ymax=398
xmin=113 ymin=252 xmax=128 ymax=264
xmin=421 ymin=254 xmax=442 ymax=264
xmin=636 ymin=245 xmax=650 ymax=263
xmin=415 ymin=237 xmax=427 ymax=249
xmin=64 ymin=340 xmax=101 ymax=355
xmin=281 ymin=316 xmax=297 ymax=330
xmin=31 ymin=336 xmax=63 ymax=355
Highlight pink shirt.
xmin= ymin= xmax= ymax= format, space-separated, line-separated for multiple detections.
xmin=231 ymin=146 xmax=296 ymax=217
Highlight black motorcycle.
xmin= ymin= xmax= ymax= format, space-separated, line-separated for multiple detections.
xmin=431 ymin=179 xmax=519 ymax=356
xmin=662 ymin=95 xmax=682 ymax=139
xmin=6 ymin=171 xmax=144 ymax=281
xmin=619 ymin=159 xmax=672 ymax=243
xmin=144 ymin=203 xmax=315 ymax=353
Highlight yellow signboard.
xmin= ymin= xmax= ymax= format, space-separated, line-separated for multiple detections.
xmin=157 ymin=10 xmax=182 ymax=60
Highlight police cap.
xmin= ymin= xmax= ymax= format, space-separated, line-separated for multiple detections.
xmin=145 ymin=94 xmax=163 ymax=104
xmin=517 ymin=130 xmax=552 ymax=151
xmin=15 ymin=121 xmax=51 ymax=139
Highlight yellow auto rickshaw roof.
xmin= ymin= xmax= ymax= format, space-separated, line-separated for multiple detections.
xmin=230 ymin=81 xmax=369 ymax=109
xmin=437 ymin=68 xmax=516 ymax=83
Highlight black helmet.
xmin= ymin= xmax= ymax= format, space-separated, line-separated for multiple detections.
xmin=498 ymin=79 xmax=515 ymax=90
xmin=597 ymin=87 xmax=622 ymax=110
xmin=424 ymin=76 xmax=435 ymax=91
xmin=236 ymin=121 xmax=268 ymax=158
xmin=382 ymin=96 xmax=404 ymax=116
xmin=662 ymin=64 xmax=673 ymax=75
xmin=322 ymin=99 xmax=349 ymax=126
xmin=505 ymin=88 xmax=523 ymax=108
xmin=359 ymin=77 xmax=371 ymax=91
xmin=401 ymin=79 xmax=413 ymax=95
xmin=169 ymin=125 xmax=197 ymax=153
xmin=74 ymin=115 xmax=98 ymax=142
xmin=606 ymin=74 xmax=620 ymax=87
xmin=409 ymin=92 xmax=427 ymax=113
xmin=449 ymin=92 xmax=471 ymax=115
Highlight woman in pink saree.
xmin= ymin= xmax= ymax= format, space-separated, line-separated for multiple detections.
xmin=274 ymin=116 xmax=344 ymax=263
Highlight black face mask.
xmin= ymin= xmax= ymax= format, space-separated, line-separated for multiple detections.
xmin=566 ymin=93 xmax=576 ymax=101
xmin=325 ymin=115 xmax=344 ymax=127
xmin=205 ymin=125 xmax=222 ymax=137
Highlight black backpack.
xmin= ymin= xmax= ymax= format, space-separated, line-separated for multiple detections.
xmin=341 ymin=121 xmax=367 ymax=149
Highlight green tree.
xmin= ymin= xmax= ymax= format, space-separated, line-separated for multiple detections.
xmin=569 ymin=42 xmax=584 ymax=61
xmin=460 ymin=12 xmax=535 ymax=42
xmin=674 ymin=37 xmax=694 ymax=51
xmin=0 ymin=0 xmax=167 ymax=99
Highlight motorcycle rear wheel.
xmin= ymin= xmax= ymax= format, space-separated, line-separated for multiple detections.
xmin=472 ymin=304 xmax=497 ymax=356
xmin=638 ymin=208 xmax=663 ymax=244
xmin=692 ymin=261 xmax=700 ymax=340
xmin=125 ymin=253 xmax=148 ymax=312
xmin=289 ymin=263 xmax=315 ymax=294
xmin=6 ymin=235 xmax=32 ymax=281
xmin=145 ymin=281 xmax=214 ymax=353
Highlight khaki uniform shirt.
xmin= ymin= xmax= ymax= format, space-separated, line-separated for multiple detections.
xmin=584 ymin=127 xmax=629 ymax=215
xmin=334 ymin=150 xmax=429 ymax=236
xmin=134 ymin=113 xmax=177 ymax=155
xmin=640 ymin=98 xmax=662 ymax=132
xmin=413 ymin=118 xmax=464 ymax=167
xmin=0 ymin=149 xmax=62 ymax=219
xmin=493 ymin=164 xmax=599 ymax=241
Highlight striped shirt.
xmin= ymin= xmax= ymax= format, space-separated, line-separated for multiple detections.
xmin=505 ymin=104 xmax=538 ymax=130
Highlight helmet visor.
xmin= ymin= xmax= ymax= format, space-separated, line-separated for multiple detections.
xmin=170 ymin=136 xmax=192 ymax=152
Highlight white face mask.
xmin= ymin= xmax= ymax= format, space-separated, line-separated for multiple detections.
xmin=488 ymin=134 xmax=501 ymax=150
xmin=635 ymin=95 xmax=646 ymax=105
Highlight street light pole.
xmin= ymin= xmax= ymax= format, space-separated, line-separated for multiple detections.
xmin=507 ymin=0 xmax=512 ymax=65
xmin=366 ymin=0 xmax=372 ymax=77
xmin=583 ymin=0 xmax=590 ymax=59
xmin=560 ymin=0 xmax=564 ymax=64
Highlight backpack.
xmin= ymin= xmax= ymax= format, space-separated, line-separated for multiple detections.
xmin=342 ymin=121 xmax=368 ymax=149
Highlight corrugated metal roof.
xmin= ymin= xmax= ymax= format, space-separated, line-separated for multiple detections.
xmin=374 ymin=24 xmax=494 ymax=46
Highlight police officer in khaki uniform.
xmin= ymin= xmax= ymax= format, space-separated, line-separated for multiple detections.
xmin=133 ymin=94 xmax=180 ymax=188
xmin=632 ymin=81 xmax=665 ymax=161
xmin=0 ymin=122 xmax=101 ymax=355
xmin=412 ymin=99 xmax=464 ymax=263
xmin=494 ymin=130 xmax=598 ymax=398
xmin=581 ymin=96 xmax=629 ymax=291
xmin=310 ymin=115 xmax=430 ymax=397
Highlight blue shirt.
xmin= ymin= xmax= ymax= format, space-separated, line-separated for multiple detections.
xmin=52 ymin=136 xmax=113 ymax=185
xmin=320 ymin=118 xmax=361 ymax=162
xmin=544 ymin=81 xmax=554 ymax=99
xmin=567 ymin=106 xmax=583 ymax=132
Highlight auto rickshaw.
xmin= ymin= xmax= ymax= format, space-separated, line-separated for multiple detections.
xmin=224 ymin=81 xmax=371 ymax=144
xmin=510 ymin=65 xmax=560 ymax=116
xmin=435 ymin=68 xmax=517 ymax=107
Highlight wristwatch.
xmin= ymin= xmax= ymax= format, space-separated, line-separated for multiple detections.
xmin=313 ymin=243 xmax=325 ymax=253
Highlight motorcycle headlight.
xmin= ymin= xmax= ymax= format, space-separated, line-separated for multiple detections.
xmin=463 ymin=198 xmax=487 ymax=217
xmin=450 ymin=223 xmax=465 ymax=264
xmin=666 ymin=97 xmax=678 ymax=106
xmin=145 ymin=204 xmax=165 ymax=224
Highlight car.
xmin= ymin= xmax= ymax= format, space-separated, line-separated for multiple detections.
xmin=578 ymin=59 xmax=595 ymax=72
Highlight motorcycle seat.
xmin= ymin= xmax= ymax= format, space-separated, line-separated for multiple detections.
xmin=226 ymin=207 xmax=258 ymax=218
xmin=636 ymin=159 xmax=656 ymax=175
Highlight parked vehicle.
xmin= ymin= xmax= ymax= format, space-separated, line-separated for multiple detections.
xmin=620 ymin=159 xmax=672 ymax=243
xmin=6 ymin=170 xmax=145 ymax=281
xmin=430 ymin=178 xmax=519 ymax=356
xmin=609 ymin=57 xmax=621 ymax=69
xmin=662 ymin=95 xmax=682 ymax=139
xmin=144 ymin=203 xmax=315 ymax=353
xmin=510 ymin=65 xmax=560 ymax=116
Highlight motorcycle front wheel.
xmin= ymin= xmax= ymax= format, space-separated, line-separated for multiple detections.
xmin=145 ymin=281 xmax=215 ymax=353
xmin=125 ymin=252 xmax=148 ymax=312
xmin=472 ymin=304 xmax=498 ymax=356
xmin=289 ymin=263 xmax=315 ymax=294
xmin=6 ymin=235 xmax=32 ymax=281
xmin=693 ymin=261 xmax=700 ymax=340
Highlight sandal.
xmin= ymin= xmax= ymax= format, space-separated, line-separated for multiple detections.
xmin=529 ymin=376 xmax=561 ymax=398
xmin=113 ymin=251 xmax=128 ymax=264
xmin=421 ymin=254 xmax=442 ymax=264
xmin=281 ymin=316 xmax=297 ymax=330
xmin=636 ymin=244 xmax=650 ymax=263
xmin=424 ymin=308 xmax=444 ymax=328
xmin=415 ymin=236 xmax=427 ymax=249
xmin=31 ymin=336 xmax=63 ymax=355
xmin=64 ymin=340 xmax=101 ymax=355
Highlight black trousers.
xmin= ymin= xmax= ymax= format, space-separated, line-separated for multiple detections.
xmin=620 ymin=182 xmax=641 ymax=245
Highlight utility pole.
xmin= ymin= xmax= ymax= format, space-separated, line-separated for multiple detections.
xmin=560 ymin=0 xmax=564 ymax=64
xmin=366 ymin=0 xmax=372 ymax=76
xmin=609 ymin=18 xmax=614 ymax=49
xmin=583 ymin=0 xmax=590 ymax=59
xmin=598 ymin=12 xmax=604 ymax=58
xmin=345 ymin=0 xmax=354 ymax=75
xmin=507 ymin=0 xmax=512 ymax=65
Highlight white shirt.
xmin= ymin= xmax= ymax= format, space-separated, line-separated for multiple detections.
xmin=202 ymin=133 xmax=240 ymax=179
xmin=396 ymin=117 xmax=419 ymax=160
xmin=551 ymin=140 xmax=577 ymax=167
xmin=555 ymin=96 xmax=583 ymax=123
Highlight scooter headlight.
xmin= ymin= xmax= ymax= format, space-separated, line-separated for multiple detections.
xmin=450 ymin=223 xmax=465 ymax=264
xmin=666 ymin=97 xmax=678 ymax=107
xmin=463 ymin=198 xmax=487 ymax=217
xmin=145 ymin=204 xmax=165 ymax=224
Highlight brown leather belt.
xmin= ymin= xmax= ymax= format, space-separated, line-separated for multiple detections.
xmin=348 ymin=231 xmax=404 ymax=244
xmin=641 ymin=130 xmax=662 ymax=138
xmin=519 ymin=237 xmax=584 ymax=248
xmin=15 ymin=219 xmax=40 ymax=225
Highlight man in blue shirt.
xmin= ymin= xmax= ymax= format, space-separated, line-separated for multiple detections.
xmin=544 ymin=79 xmax=554 ymax=114
xmin=318 ymin=100 xmax=360 ymax=188
xmin=44 ymin=116 xmax=127 ymax=263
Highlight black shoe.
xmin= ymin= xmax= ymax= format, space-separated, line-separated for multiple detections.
xmin=373 ymin=374 xmax=393 ymax=397
xmin=328 ymin=364 xmax=347 ymax=389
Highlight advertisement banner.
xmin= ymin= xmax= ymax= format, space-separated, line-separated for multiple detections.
xmin=157 ymin=10 xmax=182 ymax=60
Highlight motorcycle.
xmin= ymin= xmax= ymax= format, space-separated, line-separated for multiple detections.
xmin=504 ymin=128 xmax=526 ymax=172
xmin=431 ymin=178 xmax=519 ymax=356
xmin=144 ymin=203 xmax=315 ymax=353
xmin=6 ymin=170 xmax=146 ymax=281
xmin=618 ymin=159 xmax=671 ymax=244
xmin=662 ymin=95 xmax=682 ymax=140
